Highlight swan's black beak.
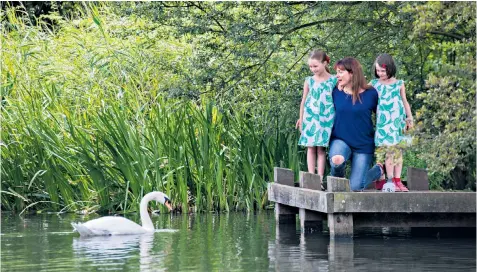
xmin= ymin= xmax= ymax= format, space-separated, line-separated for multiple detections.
xmin=164 ymin=198 xmax=172 ymax=211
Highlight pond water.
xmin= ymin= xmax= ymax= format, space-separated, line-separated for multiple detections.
xmin=1 ymin=211 xmax=475 ymax=271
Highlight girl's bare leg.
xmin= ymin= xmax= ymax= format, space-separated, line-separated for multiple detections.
xmin=307 ymin=147 xmax=317 ymax=174
xmin=394 ymin=163 xmax=403 ymax=179
xmin=385 ymin=155 xmax=394 ymax=179
xmin=394 ymin=149 xmax=403 ymax=178
xmin=317 ymin=146 xmax=326 ymax=176
xmin=393 ymin=149 xmax=408 ymax=191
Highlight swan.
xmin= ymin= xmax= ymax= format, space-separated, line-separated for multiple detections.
xmin=71 ymin=191 xmax=172 ymax=236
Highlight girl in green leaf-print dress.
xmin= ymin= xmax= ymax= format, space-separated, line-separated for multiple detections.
xmin=371 ymin=54 xmax=414 ymax=192
xmin=297 ymin=50 xmax=336 ymax=180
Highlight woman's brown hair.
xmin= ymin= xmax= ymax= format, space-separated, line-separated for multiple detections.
xmin=309 ymin=50 xmax=330 ymax=73
xmin=334 ymin=57 xmax=372 ymax=104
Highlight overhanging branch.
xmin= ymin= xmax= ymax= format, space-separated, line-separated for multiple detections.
xmin=428 ymin=30 xmax=466 ymax=40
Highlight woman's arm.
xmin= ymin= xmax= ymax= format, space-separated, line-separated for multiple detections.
xmin=400 ymin=83 xmax=413 ymax=130
xmin=296 ymin=80 xmax=310 ymax=131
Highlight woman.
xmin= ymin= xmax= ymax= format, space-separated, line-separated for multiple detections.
xmin=329 ymin=57 xmax=383 ymax=191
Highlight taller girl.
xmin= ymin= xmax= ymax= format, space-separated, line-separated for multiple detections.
xmin=297 ymin=50 xmax=337 ymax=179
xmin=371 ymin=53 xmax=413 ymax=192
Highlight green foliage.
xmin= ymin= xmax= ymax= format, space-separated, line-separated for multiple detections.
xmin=407 ymin=2 xmax=476 ymax=190
xmin=1 ymin=5 xmax=301 ymax=212
xmin=1 ymin=2 xmax=475 ymax=213
xmin=128 ymin=1 xmax=475 ymax=189
xmin=415 ymin=65 xmax=476 ymax=189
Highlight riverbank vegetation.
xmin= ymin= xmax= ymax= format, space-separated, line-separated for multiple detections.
xmin=2 ymin=2 xmax=475 ymax=213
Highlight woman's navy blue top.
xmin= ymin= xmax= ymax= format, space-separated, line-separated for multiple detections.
xmin=331 ymin=86 xmax=379 ymax=154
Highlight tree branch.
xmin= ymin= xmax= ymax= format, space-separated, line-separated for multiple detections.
xmin=284 ymin=18 xmax=391 ymax=35
xmin=159 ymin=3 xmax=195 ymax=8
xmin=428 ymin=30 xmax=466 ymax=40
xmin=285 ymin=1 xmax=364 ymax=6
xmin=188 ymin=2 xmax=227 ymax=33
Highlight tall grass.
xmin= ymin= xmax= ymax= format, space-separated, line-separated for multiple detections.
xmin=1 ymin=6 xmax=302 ymax=213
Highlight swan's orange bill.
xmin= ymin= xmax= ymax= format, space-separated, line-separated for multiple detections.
xmin=165 ymin=202 xmax=172 ymax=211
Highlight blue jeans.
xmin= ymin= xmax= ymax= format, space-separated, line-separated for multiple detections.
xmin=329 ymin=139 xmax=382 ymax=191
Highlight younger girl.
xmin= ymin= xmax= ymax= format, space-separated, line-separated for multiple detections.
xmin=297 ymin=50 xmax=337 ymax=181
xmin=371 ymin=54 xmax=413 ymax=192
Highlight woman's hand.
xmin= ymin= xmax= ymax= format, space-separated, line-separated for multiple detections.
xmin=296 ymin=119 xmax=302 ymax=132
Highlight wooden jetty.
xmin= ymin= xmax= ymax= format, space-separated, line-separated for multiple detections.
xmin=268 ymin=167 xmax=476 ymax=238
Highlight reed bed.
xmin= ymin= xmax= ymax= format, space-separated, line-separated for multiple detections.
xmin=1 ymin=6 xmax=301 ymax=213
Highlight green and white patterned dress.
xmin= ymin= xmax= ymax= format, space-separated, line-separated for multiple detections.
xmin=372 ymin=79 xmax=407 ymax=146
xmin=298 ymin=76 xmax=337 ymax=147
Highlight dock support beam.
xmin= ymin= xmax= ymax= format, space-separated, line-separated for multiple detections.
xmin=299 ymin=171 xmax=324 ymax=233
xmin=327 ymin=176 xmax=353 ymax=238
xmin=274 ymin=167 xmax=297 ymax=224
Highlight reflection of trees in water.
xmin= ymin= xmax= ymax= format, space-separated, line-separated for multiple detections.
xmin=68 ymin=213 xmax=475 ymax=271
xmin=162 ymin=212 xmax=272 ymax=271
xmin=72 ymin=213 xmax=274 ymax=271
xmin=268 ymin=224 xmax=476 ymax=271
xmin=268 ymin=224 xmax=345 ymax=271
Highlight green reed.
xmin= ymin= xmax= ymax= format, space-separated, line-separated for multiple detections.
xmin=1 ymin=5 xmax=301 ymax=213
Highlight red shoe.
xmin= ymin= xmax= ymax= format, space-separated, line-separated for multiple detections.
xmin=374 ymin=163 xmax=386 ymax=190
xmin=393 ymin=178 xmax=409 ymax=192
xmin=393 ymin=180 xmax=402 ymax=192
xmin=375 ymin=179 xmax=386 ymax=190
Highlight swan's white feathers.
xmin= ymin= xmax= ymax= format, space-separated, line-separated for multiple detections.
xmin=72 ymin=216 xmax=150 ymax=236
xmin=71 ymin=222 xmax=113 ymax=236
xmin=71 ymin=191 xmax=170 ymax=236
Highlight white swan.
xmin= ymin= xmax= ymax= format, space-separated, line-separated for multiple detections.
xmin=71 ymin=191 xmax=172 ymax=236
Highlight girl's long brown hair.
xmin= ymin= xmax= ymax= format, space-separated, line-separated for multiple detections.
xmin=334 ymin=57 xmax=372 ymax=104
xmin=309 ymin=50 xmax=330 ymax=73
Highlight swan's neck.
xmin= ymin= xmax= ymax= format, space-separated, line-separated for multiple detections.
xmin=139 ymin=193 xmax=155 ymax=231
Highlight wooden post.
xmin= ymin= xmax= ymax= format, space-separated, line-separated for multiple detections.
xmin=327 ymin=176 xmax=350 ymax=192
xmin=274 ymin=167 xmax=298 ymax=224
xmin=299 ymin=171 xmax=324 ymax=233
xmin=327 ymin=176 xmax=353 ymax=238
xmin=407 ymin=167 xmax=429 ymax=191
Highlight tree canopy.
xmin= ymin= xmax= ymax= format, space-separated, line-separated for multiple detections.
xmin=1 ymin=1 xmax=475 ymax=213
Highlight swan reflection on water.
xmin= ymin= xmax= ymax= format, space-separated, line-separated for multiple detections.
xmin=72 ymin=230 xmax=177 ymax=270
